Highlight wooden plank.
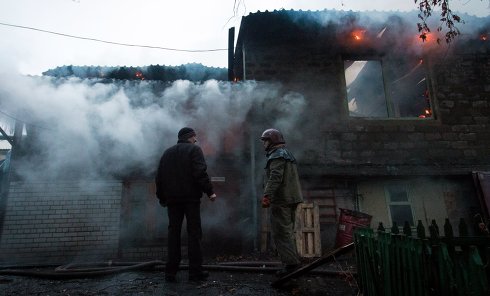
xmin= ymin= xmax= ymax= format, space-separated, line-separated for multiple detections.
xmin=271 ymin=242 xmax=355 ymax=288
xmin=295 ymin=203 xmax=322 ymax=257
xmin=0 ymin=127 xmax=13 ymax=146
xmin=313 ymin=204 xmax=322 ymax=254
xmin=262 ymin=203 xmax=322 ymax=257
xmin=306 ymin=207 xmax=313 ymax=254
xmin=261 ymin=208 xmax=270 ymax=252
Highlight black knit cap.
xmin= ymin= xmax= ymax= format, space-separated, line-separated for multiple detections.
xmin=178 ymin=127 xmax=196 ymax=140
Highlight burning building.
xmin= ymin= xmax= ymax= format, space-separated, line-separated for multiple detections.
xmin=0 ymin=71 xmax=305 ymax=265
xmin=0 ymin=9 xmax=489 ymax=266
xmin=233 ymin=9 xmax=490 ymax=248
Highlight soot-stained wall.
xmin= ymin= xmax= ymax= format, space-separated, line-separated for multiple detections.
xmin=235 ymin=10 xmax=490 ymax=177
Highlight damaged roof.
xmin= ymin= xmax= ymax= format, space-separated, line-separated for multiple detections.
xmin=235 ymin=9 xmax=489 ymax=47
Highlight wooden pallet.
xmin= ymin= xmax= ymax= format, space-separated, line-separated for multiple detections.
xmin=261 ymin=203 xmax=322 ymax=257
xmin=295 ymin=203 xmax=322 ymax=257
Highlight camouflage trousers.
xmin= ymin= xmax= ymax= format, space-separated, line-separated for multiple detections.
xmin=270 ymin=203 xmax=301 ymax=265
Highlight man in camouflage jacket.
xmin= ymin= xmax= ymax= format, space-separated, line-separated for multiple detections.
xmin=260 ymin=128 xmax=303 ymax=276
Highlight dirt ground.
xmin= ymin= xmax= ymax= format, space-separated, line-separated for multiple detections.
xmin=0 ymin=266 xmax=359 ymax=296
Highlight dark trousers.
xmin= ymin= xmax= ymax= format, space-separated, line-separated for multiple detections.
xmin=166 ymin=202 xmax=203 ymax=275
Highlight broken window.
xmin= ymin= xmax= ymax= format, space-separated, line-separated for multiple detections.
xmin=385 ymin=183 xmax=414 ymax=226
xmin=344 ymin=58 xmax=432 ymax=119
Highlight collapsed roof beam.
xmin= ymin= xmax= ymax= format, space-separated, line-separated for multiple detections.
xmin=0 ymin=126 xmax=13 ymax=146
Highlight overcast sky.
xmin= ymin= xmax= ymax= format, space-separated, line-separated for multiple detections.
xmin=0 ymin=0 xmax=489 ymax=75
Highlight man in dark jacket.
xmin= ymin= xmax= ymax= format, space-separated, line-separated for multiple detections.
xmin=260 ymin=128 xmax=303 ymax=277
xmin=155 ymin=127 xmax=216 ymax=282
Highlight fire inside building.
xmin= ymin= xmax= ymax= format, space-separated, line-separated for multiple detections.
xmin=0 ymin=9 xmax=489 ymax=269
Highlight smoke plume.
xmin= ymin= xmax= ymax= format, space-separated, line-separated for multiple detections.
xmin=0 ymin=70 xmax=306 ymax=182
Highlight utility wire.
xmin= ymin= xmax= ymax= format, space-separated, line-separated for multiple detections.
xmin=0 ymin=109 xmax=26 ymax=125
xmin=0 ymin=109 xmax=54 ymax=132
xmin=0 ymin=21 xmax=228 ymax=53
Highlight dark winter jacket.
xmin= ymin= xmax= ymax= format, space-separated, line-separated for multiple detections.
xmin=263 ymin=147 xmax=303 ymax=205
xmin=155 ymin=140 xmax=214 ymax=205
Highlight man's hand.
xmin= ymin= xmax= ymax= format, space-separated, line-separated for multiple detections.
xmin=261 ymin=195 xmax=271 ymax=208
xmin=209 ymin=193 xmax=216 ymax=202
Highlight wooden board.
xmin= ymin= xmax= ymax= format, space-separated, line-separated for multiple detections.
xmin=295 ymin=203 xmax=322 ymax=257
xmin=271 ymin=242 xmax=354 ymax=288
xmin=261 ymin=203 xmax=322 ymax=257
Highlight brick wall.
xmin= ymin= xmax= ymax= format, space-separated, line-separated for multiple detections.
xmin=0 ymin=180 xmax=122 ymax=266
xmin=241 ymin=45 xmax=490 ymax=176
xmin=235 ymin=11 xmax=490 ymax=248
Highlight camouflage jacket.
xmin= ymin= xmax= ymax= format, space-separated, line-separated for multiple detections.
xmin=263 ymin=147 xmax=303 ymax=205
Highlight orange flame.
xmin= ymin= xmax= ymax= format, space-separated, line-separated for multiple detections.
xmin=418 ymin=32 xmax=435 ymax=43
xmin=419 ymin=108 xmax=432 ymax=118
xmin=351 ymin=29 xmax=366 ymax=41
xmin=480 ymin=34 xmax=488 ymax=41
xmin=135 ymin=71 xmax=145 ymax=80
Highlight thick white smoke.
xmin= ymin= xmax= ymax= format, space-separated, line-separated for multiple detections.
xmin=0 ymin=70 xmax=306 ymax=181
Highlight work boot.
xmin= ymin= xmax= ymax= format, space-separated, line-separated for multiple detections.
xmin=189 ymin=270 xmax=209 ymax=281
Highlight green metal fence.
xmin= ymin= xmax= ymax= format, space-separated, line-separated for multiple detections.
xmin=354 ymin=219 xmax=490 ymax=296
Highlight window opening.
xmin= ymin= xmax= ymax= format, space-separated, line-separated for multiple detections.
xmin=345 ymin=60 xmax=388 ymax=117
xmin=385 ymin=183 xmax=414 ymax=226
xmin=344 ymin=58 xmax=432 ymax=119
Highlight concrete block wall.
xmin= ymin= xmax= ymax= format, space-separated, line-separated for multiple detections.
xmin=0 ymin=180 xmax=122 ymax=266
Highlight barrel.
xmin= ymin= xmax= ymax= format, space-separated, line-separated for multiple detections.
xmin=335 ymin=208 xmax=372 ymax=248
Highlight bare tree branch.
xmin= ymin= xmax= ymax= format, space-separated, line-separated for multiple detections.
xmin=415 ymin=0 xmax=468 ymax=43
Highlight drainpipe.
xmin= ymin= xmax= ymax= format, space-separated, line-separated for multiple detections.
xmin=228 ymin=27 xmax=235 ymax=81
xmin=242 ymin=45 xmax=246 ymax=81
xmin=250 ymin=131 xmax=257 ymax=250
